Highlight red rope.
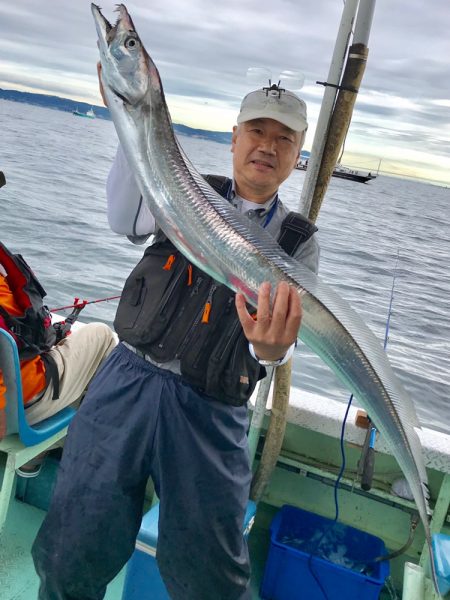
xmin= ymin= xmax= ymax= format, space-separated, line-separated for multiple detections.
xmin=51 ymin=295 xmax=121 ymax=312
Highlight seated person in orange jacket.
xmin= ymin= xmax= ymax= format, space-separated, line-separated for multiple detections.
xmin=0 ymin=244 xmax=117 ymax=475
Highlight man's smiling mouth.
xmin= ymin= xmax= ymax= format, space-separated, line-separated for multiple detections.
xmin=251 ymin=160 xmax=274 ymax=169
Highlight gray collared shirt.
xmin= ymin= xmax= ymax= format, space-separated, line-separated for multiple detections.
xmin=228 ymin=180 xmax=320 ymax=274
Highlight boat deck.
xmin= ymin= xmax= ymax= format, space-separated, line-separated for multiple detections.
xmin=1 ymin=492 xmax=397 ymax=599
xmin=0 ymin=493 xmax=273 ymax=600
xmin=0 ymin=496 xmax=124 ymax=599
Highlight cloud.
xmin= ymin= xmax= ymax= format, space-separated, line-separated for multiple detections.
xmin=0 ymin=0 xmax=449 ymax=183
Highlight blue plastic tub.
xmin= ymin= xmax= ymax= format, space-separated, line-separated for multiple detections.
xmin=261 ymin=505 xmax=390 ymax=600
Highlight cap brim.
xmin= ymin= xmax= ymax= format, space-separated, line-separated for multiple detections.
xmin=237 ymin=109 xmax=307 ymax=132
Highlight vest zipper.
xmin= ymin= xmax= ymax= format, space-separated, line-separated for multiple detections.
xmin=213 ymin=317 xmax=241 ymax=362
xmin=190 ymin=294 xmax=235 ymax=369
xmin=176 ymin=282 xmax=218 ymax=358
xmin=162 ymin=254 xmax=176 ymax=270
xmin=157 ymin=274 xmax=204 ymax=350
xmin=201 ymin=283 xmax=218 ymax=324
xmin=158 ymin=259 xmax=190 ymax=319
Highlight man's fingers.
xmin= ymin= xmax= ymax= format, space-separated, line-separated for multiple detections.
xmin=287 ymin=286 xmax=302 ymax=320
xmin=235 ymin=293 xmax=256 ymax=333
xmin=97 ymin=61 xmax=108 ymax=107
xmin=256 ymin=282 xmax=272 ymax=326
xmin=284 ymin=287 xmax=302 ymax=338
xmin=270 ymin=282 xmax=291 ymax=330
xmin=236 ymin=284 xmax=302 ymax=350
xmin=271 ymin=284 xmax=302 ymax=342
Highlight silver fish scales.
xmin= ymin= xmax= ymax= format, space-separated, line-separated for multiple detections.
xmin=92 ymin=4 xmax=439 ymax=591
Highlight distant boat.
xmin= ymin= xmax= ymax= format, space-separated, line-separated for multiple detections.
xmin=331 ymin=164 xmax=377 ymax=183
xmin=72 ymin=106 xmax=96 ymax=119
xmin=296 ymin=159 xmax=377 ymax=183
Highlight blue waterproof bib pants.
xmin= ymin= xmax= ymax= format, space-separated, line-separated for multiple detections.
xmin=32 ymin=343 xmax=252 ymax=600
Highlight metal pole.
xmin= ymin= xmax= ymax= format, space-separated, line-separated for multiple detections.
xmin=256 ymin=0 xmax=360 ymax=498
xmin=306 ymin=0 xmax=377 ymax=222
xmin=353 ymin=0 xmax=376 ymax=45
xmin=253 ymin=0 xmax=378 ymax=506
xmin=299 ymin=0 xmax=359 ymax=215
xmin=250 ymin=359 xmax=292 ymax=502
xmin=247 ymin=368 xmax=274 ymax=465
xmin=307 ymin=42 xmax=368 ymax=223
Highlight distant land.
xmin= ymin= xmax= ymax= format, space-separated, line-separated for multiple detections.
xmin=0 ymin=88 xmax=233 ymax=145
xmin=1 ymin=88 xmax=311 ymax=161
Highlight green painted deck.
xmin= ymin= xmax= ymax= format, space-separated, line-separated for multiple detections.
xmin=0 ymin=493 xmax=399 ymax=600
xmin=0 ymin=497 xmax=126 ymax=599
xmin=0 ymin=493 xmax=272 ymax=600
xmin=2 ymin=423 xmax=448 ymax=599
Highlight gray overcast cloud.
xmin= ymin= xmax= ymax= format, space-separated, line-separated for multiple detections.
xmin=0 ymin=0 xmax=449 ymax=182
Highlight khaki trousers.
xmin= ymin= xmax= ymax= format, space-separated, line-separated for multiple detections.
xmin=25 ymin=322 xmax=117 ymax=426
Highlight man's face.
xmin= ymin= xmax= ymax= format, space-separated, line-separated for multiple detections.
xmin=231 ymin=118 xmax=304 ymax=203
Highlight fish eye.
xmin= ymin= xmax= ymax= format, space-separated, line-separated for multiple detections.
xmin=125 ymin=36 xmax=139 ymax=50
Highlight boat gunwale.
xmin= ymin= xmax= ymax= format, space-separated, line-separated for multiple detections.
xmin=249 ymin=386 xmax=450 ymax=475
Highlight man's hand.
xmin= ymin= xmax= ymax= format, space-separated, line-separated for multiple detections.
xmin=235 ymin=281 xmax=302 ymax=362
xmin=97 ymin=62 xmax=108 ymax=107
xmin=0 ymin=408 xmax=6 ymax=441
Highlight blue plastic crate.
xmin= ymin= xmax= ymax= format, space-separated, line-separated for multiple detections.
xmin=261 ymin=505 xmax=389 ymax=600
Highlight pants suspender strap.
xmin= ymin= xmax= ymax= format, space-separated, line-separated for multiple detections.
xmin=41 ymin=353 xmax=60 ymax=400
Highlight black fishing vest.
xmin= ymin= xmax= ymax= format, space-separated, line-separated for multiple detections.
xmin=0 ymin=241 xmax=60 ymax=397
xmin=114 ymin=176 xmax=318 ymax=406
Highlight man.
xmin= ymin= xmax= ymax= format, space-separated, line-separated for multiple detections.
xmin=32 ymin=84 xmax=319 ymax=599
xmin=0 ymin=244 xmax=117 ymax=474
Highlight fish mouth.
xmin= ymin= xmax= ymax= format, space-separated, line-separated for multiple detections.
xmin=91 ymin=3 xmax=137 ymax=46
xmin=91 ymin=3 xmax=135 ymax=105
xmin=91 ymin=4 xmax=112 ymax=45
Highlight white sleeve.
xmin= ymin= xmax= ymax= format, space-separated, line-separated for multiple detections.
xmin=106 ymin=144 xmax=156 ymax=239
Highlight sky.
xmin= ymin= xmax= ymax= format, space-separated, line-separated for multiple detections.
xmin=0 ymin=0 xmax=449 ymax=185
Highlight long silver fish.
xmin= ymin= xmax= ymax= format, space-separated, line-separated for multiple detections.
xmin=92 ymin=4 xmax=438 ymax=589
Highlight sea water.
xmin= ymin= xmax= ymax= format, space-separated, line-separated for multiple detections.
xmin=1 ymin=99 xmax=449 ymax=433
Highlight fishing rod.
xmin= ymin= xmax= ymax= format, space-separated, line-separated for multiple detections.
xmin=358 ymin=249 xmax=400 ymax=491
xmin=50 ymin=294 xmax=122 ymax=341
xmin=50 ymin=295 xmax=121 ymax=313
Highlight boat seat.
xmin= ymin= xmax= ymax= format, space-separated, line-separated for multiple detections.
xmin=0 ymin=328 xmax=75 ymax=530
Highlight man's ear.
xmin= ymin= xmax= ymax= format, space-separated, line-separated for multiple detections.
xmin=231 ymin=125 xmax=238 ymax=153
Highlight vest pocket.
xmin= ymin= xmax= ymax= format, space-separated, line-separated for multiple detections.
xmin=206 ymin=322 xmax=263 ymax=406
xmin=114 ymin=245 xmax=189 ymax=345
xmin=179 ymin=291 xmax=263 ymax=406
xmin=145 ymin=272 xmax=210 ymax=361
xmin=178 ymin=288 xmax=233 ymax=383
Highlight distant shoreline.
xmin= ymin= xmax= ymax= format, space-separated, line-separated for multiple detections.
xmin=0 ymin=87 xmax=234 ymax=145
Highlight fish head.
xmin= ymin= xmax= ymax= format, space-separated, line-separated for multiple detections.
xmin=91 ymin=3 xmax=150 ymax=106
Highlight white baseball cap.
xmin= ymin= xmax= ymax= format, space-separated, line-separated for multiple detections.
xmin=237 ymin=87 xmax=308 ymax=132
